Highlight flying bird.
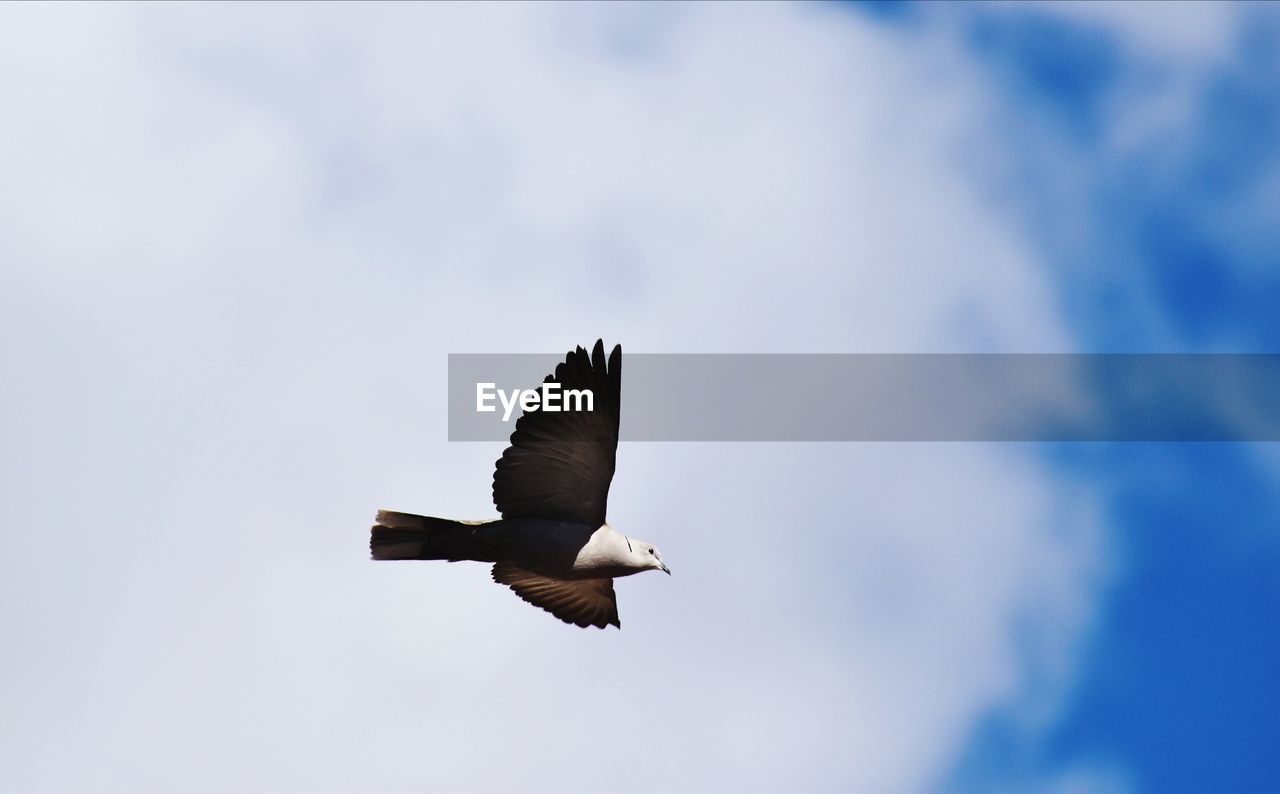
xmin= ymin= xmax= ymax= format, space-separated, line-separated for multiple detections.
xmin=370 ymin=340 xmax=668 ymax=629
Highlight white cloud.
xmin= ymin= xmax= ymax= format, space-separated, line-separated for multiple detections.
xmin=0 ymin=3 xmax=1106 ymax=792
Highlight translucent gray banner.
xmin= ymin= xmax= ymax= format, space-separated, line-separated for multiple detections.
xmin=447 ymin=354 xmax=1280 ymax=441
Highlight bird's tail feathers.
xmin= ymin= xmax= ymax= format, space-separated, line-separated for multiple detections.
xmin=370 ymin=510 xmax=499 ymax=562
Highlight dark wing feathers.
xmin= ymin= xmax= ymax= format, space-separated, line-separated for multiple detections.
xmin=492 ymin=340 xmax=621 ymax=527
xmin=492 ymin=563 xmax=620 ymax=629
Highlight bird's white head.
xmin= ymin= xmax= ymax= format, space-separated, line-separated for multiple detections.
xmin=628 ymin=536 xmax=670 ymax=575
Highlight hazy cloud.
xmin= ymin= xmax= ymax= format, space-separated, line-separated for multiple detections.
xmin=0 ymin=4 xmax=1108 ymax=791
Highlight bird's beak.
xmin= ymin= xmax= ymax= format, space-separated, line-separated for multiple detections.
xmin=660 ymin=561 xmax=671 ymax=575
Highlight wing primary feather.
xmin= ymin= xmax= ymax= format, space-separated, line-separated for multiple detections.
xmin=491 ymin=341 xmax=622 ymax=527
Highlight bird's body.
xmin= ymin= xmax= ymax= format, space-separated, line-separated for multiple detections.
xmin=370 ymin=340 xmax=668 ymax=629
xmin=373 ymin=513 xmax=648 ymax=581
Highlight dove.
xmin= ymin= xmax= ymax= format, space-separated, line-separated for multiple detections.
xmin=370 ymin=340 xmax=668 ymax=629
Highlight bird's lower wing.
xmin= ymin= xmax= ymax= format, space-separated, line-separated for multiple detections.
xmin=492 ymin=563 xmax=620 ymax=629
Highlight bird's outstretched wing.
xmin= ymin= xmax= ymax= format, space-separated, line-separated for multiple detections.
xmin=491 ymin=340 xmax=621 ymax=528
xmin=492 ymin=562 xmax=620 ymax=629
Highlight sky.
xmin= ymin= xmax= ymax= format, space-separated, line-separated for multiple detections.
xmin=0 ymin=2 xmax=1276 ymax=792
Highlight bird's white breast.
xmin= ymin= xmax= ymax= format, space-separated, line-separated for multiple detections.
xmin=571 ymin=523 xmax=630 ymax=573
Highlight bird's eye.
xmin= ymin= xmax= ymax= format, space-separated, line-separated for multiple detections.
xmin=649 ymin=548 xmax=655 ymax=555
